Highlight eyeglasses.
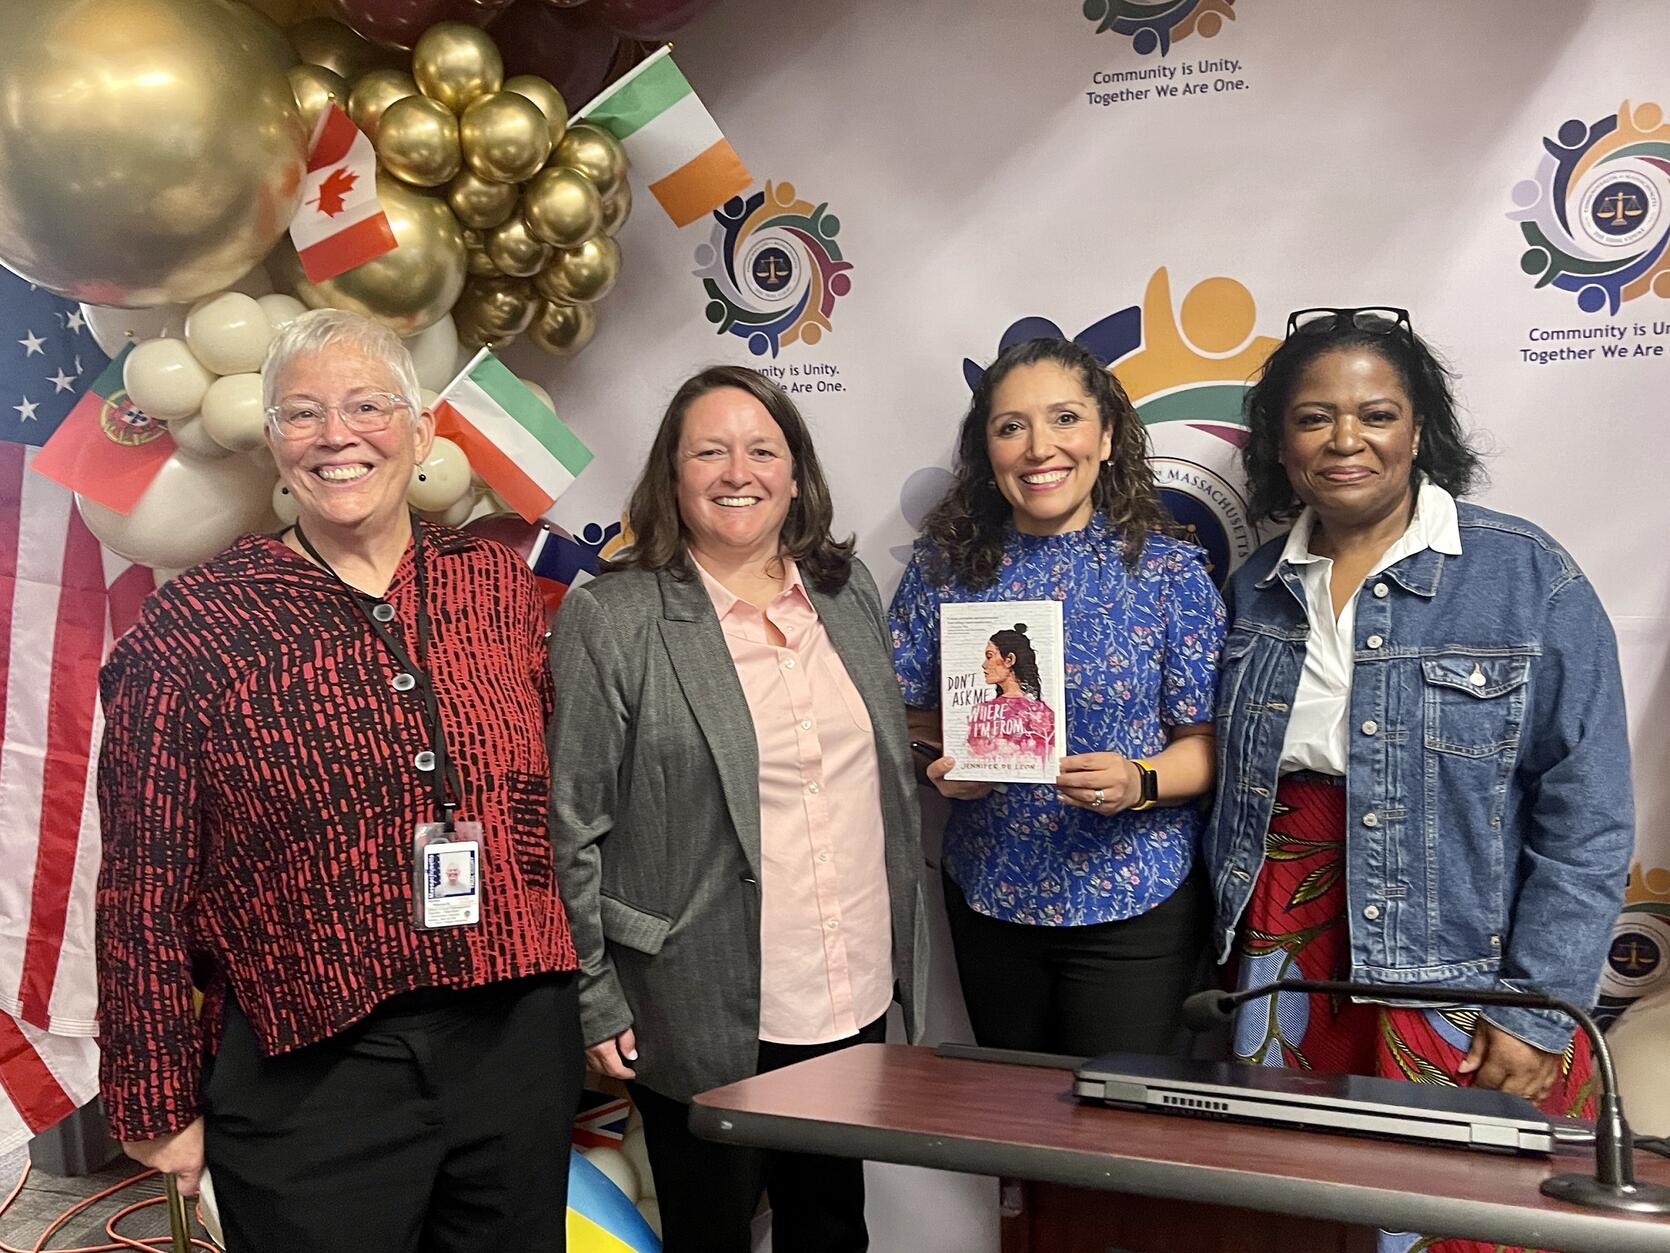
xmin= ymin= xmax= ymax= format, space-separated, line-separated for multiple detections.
xmin=1285 ymin=307 xmax=1413 ymax=339
xmin=265 ymin=392 xmax=411 ymax=439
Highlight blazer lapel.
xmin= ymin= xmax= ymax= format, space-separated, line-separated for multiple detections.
xmin=656 ymin=569 xmax=762 ymax=878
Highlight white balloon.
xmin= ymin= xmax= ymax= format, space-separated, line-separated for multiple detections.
xmin=406 ymin=436 xmax=471 ymax=512
xmin=580 ymin=1146 xmax=639 ymax=1202
xmin=186 ymin=293 xmax=272 ymax=376
xmin=164 ymin=414 xmax=234 ymax=460
xmin=77 ymin=452 xmax=274 ymax=569
xmin=1612 ymin=988 xmax=1670 ymax=1136
xmin=199 ymin=374 xmax=268 ymax=452
xmin=519 ymin=376 xmax=554 ymax=413
xmin=635 ymin=1198 xmax=661 ymax=1238
xmin=620 ymin=1128 xmax=653 ymax=1200
xmin=257 ymin=294 xmax=308 ymax=334
xmin=124 ymin=338 xmax=214 ymax=421
xmin=271 ymin=480 xmax=299 ymax=527
xmin=419 ymin=388 xmax=440 ymax=411
xmin=227 ymin=263 xmax=275 ymax=299
xmin=405 ymin=315 xmax=460 ymax=392
xmin=81 ymin=302 xmax=187 ymax=358
xmin=418 ymin=495 xmax=474 ymax=527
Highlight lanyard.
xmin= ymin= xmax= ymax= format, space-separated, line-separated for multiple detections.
xmin=293 ymin=516 xmax=461 ymax=829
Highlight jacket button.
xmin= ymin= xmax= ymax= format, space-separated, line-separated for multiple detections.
xmin=1232 ymin=869 xmax=1251 ymax=882
xmin=1365 ymin=634 xmax=1384 ymax=649
xmin=1363 ymin=903 xmax=1381 ymax=920
xmin=1372 ymin=583 xmax=1389 ymax=598
xmin=413 ymin=750 xmax=436 ymax=771
xmin=392 ymin=672 xmax=417 ymax=692
xmin=372 ymin=603 xmax=396 ymax=623
xmin=1362 ymin=811 xmax=1379 ymax=828
xmin=1360 ymin=720 xmax=1378 ymax=736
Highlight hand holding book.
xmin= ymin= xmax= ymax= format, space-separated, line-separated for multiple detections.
xmin=1055 ymin=753 xmax=1144 ymax=813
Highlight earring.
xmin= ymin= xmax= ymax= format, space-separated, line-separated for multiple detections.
xmin=417 ymin=471 xmax=428 ymax=482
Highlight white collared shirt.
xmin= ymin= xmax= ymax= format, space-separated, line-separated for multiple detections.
xmin=1276 ymin=478 xmax=1463 ymax=776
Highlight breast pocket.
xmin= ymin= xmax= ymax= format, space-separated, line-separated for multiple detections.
xmin=1215 ymin=630 xmax=1259 ymax=720
xmin=1421 ymin=653 xmax=1532 ymax=757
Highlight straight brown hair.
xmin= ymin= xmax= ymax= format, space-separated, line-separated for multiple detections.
xmin=610 ymin=365 xmax=855 ymax=593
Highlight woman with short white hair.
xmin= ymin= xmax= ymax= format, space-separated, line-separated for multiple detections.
xmin=96 ymin=308 xmax=583 ymax=1251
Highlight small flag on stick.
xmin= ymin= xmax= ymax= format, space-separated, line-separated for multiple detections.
xmin=433 ymin=351 xmax=592 ymax=523
xmin=577 ymin=46 xmax=752 ymax=228
xmin=31 ymin=345 xmax=174 ymax=514
xmin=290 ymin=105 xmax=398 ymax=283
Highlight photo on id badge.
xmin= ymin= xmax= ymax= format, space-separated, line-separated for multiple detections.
xmin=417 ymin=823 xmax=483 ymax=927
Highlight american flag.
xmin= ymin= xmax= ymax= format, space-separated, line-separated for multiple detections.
xmin=0 ymin=269 xmax=155 ymax=1155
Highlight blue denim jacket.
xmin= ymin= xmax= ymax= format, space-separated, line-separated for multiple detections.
xmin=1204 ymin=502 xmax=1633 ymax=1053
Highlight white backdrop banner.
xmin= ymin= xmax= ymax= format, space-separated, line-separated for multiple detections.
xmin=514 ymin=3 xmax=1670 ymax=1244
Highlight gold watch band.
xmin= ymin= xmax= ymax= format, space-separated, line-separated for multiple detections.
xmin=1128 ymin=758 xmax=1157 ymax=811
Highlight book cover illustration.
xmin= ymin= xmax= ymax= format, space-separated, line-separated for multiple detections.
xmin=939 ymin=600 xmax=1066 ymax=783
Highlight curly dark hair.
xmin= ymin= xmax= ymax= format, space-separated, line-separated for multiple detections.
xmin=988 ymin=624 xmax=1042 ymax=699
xmin=609 ymin=365 xmax=854 ymax=592
xmin=920 ymin=338 xmax=1174 ymax=588
xmin=1241 ymin=319 xmax=1487 ymax=524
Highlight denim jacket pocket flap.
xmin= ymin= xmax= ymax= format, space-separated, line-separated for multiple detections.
xmin=1222 ymin=630 xmax=1259 ymax=661
xmin=599 ymin=894 xmax=672 ymax=955
xmin=1420 ymin=655 xmax=1530 ymax=699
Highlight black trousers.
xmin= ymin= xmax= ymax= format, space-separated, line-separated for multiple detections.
xmin=629 ymin=1014 xmax=888 ymax=1253
xmin=204 ymin=973 xmax=583 ymax=1253
xmin=944 ymin=871 xmax=1206 ymax=1057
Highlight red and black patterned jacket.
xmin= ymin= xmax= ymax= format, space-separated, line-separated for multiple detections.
xmin=95 ymin=524 xmax=576 ymax=1141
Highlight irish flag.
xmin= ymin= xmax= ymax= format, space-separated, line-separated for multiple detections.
xmin=577 ymin=46 xmax=751 ymax=228
xmin=433 ymin=351 xmax=592 ymax=523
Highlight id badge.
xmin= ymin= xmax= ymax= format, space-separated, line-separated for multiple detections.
xmin=413 ymin=821 xmax=483 ymax=929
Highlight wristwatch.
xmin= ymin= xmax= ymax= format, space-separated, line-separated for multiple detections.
xmin=1129 ymin=759 xmax=1159 ymax=811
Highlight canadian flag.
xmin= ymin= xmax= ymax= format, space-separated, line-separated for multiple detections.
xmin=289 ymin=105 xmax=398 ymax=283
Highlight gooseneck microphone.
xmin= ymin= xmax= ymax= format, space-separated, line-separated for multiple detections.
xmin=1184 ymin=978 xmax=1670 ymax=1215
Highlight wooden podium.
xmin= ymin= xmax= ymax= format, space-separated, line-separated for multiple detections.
xmin=689 ymin=1044 xmax=1670 ymax=1253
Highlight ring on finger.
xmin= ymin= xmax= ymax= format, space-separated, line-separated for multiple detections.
xmin=1092 ymin=788 xmax=1105 ymax=808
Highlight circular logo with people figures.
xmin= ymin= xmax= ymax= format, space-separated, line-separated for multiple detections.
xmin=1080 ymin=0 xmax=1236 ymax=56
xmin=693 ymin=181 xmax=854 ymax=358
xmin=1508 ymin=100 xmax=1670 ymax=314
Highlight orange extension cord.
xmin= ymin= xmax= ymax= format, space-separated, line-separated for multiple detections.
xmin=0 ymin=1161 xmax=217 ymax=1253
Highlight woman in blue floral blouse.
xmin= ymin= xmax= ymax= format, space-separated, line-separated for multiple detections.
xmin=890 ymin=337 xmax=1226 ymax=1056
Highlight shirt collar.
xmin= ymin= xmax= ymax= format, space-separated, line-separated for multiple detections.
xmin=1278 ymin=476 xmax=1463 ymax=572
xmin=690 ymin=554 xmax=807 ymax=622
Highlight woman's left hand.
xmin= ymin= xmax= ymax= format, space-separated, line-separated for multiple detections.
xmin=1459 ymin=1019 xmax=1561 ymax=1103
xmin=1056 ymin=753 xmax=1142 ymax=814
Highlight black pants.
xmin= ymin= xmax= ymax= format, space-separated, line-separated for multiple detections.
xmin=944 ymin=871 xmax=1206 ymax=1057
xmin=629 ymin=1014 xmax=888 ymax=1253
xmin=204 ymin=973 xmax=583 ymax=1253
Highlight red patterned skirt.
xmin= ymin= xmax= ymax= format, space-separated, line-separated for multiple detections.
xmin=1232 ymin=774 xmax=1596 ymax=1253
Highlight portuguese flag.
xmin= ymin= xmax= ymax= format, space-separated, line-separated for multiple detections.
xmin=31 ymin=345 xmax=174 ymax=514
xmin=433 ymin=350 xmax=593 ymax=524
xmin=577 ymin=46 xmax=752 ymax=228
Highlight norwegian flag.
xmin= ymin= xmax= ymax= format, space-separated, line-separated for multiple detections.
xmin=570 ymin=1089 xmax=631 ymax=1150
xmin=289 ymin=105 xmax=397 ymax=284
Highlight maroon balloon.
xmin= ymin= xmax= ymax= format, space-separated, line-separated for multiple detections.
xmin=329 ymin=0 xmax=516 ymax=50
xmin=492 ymin=0 xmax=622 ymax=105
xmin=596 ymin=0 xmax=717 ymax=41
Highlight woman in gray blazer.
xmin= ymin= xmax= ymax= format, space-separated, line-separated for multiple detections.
xmin=548 ymin=365 xmax=927 ymax=1253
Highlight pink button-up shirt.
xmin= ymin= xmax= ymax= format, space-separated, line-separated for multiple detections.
xmin=694 ymin=557 xmax=894 ymax=1045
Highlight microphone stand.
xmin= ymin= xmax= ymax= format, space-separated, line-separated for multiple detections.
xmin=1189 ymin=978 xmax=1670 ymax=1215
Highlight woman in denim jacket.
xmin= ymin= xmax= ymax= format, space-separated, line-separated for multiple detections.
xmin=1205 ymin=309 xmax=1631 ymax=1160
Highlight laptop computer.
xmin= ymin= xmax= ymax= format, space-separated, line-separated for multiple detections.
xmin=1073 ymin=1052 xmax=1558 ymax=1154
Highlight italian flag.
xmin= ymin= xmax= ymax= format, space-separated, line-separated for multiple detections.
xmin=433 ymin=351 xmax=593 ymax=524
xmin=577 ymin=46 xmax=752 ymax=228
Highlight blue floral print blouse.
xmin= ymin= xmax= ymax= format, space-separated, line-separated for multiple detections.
xmin=889 ymin=515 xmax=1226 ymax=926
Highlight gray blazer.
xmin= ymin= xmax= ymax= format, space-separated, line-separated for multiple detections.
xmin=547 ymin=558 xmax=928 ymax=1102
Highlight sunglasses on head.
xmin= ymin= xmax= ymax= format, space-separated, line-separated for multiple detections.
xmin=1285 ymin=307 xmax=1414 ymax=340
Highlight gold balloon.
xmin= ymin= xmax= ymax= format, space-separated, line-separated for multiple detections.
xmin=447 ymin=169 xmax=519 ymax=230
xmin=528 ymin=300 xmax=596 ymax=357
xmin=0 ymin=0 xmax=308 ymax=306
xmin=462 ymin=228 xmax=501 ymax=277
xmin=288 ymin=16 xmax=400 ymax=81
xmin=243 ymin=0 xmax=335 ymax=26
xmin=503 ymin=74 xmax=568 ymax=149
xmin=454 ymin=318 xmax=512 ymax=352
xmin=411 ymin=22 xmax=503 ymax=114
xmin=535 ymin=236 xmax=620 ymax=305
xmin=485 ymin=215 xmax=551 ymax=278
xmin=376 ymin=95 xmax=462 ymax=187
xmin=348 ymin=69 xmax=418 ymax=143
xmin=288 ymin=63 xmax=350 ymax=138
xmin=274 ymin=172 xmax=466 ymax=335
xmin=456 ymin=277 xmax=537 ymax=337
xmin=553 ymin=123 xmax=628 ymax=199
xmin=459 ymin=92 xmax=552 ymax=185
xmin=521 ymin=167 xmax=603 ymax=249
xmin=600 ymin=180 xmax=632 ymax=238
